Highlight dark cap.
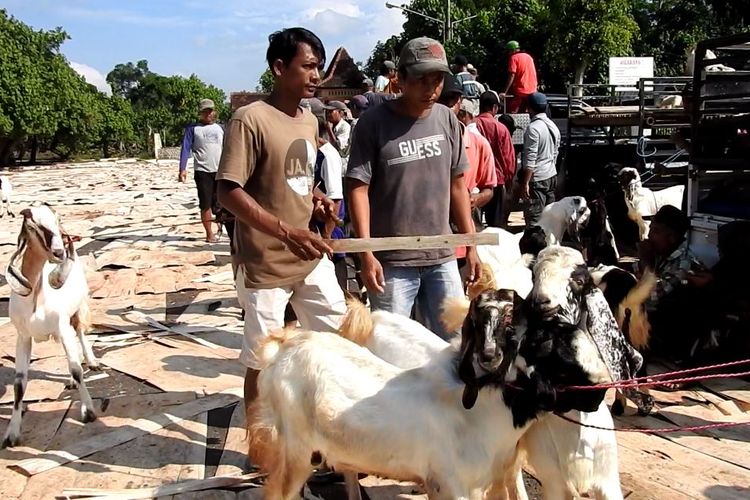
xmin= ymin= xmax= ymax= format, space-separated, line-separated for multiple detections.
xmin=440 ymin=74 xmax=464 ymax=100
xmin=479 ymin=91 xmax=500 ymax=107
xmin=652 ymin=205 xmax=689 ymax=237
xmin=347 ymin=95 xmax=369 ymax=111
xmin=323 ymin=100 xmax=347 ymax=111
xmin=398 ymin=37 xmax=451 ymax=77
xmin=302 ymin=97 xmax=325 ymax=118
xmin=528 ymin=92 xmax=548 ymax=109
xmin=453 ymin=54 xmax=468 ymax=67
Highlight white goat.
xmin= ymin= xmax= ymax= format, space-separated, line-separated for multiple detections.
xmin=247 ymin=292 xmax=611 ymax=500
xmin=339 ymin=300 xmax=622 ymax=500
xmin=2 ymin=205 xmax=98 ymax=448
xmin=478 ymin=196 xmax=591 ymax=298
xmin=617 ymin=167 xmax=685 ymax=240
xmin=0 ymin=175 xmax=13 ymax=217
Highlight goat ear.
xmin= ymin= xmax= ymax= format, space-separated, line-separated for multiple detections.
xmin=570 ymin=264 xmax=593 ymax=294
xmin=20 ymin=208 xmax=32 ymax=220
xmin=458 ymin=317 xmax=479 ymax=409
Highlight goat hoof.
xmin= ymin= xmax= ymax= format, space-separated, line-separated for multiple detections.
xmin=82 ymin=408 xmax=97 ymax=424
xmin=1 ymin=434 xmax=19 ymax=449
xmin=637 ymin=406 xmax=653 ymax=417
xmin=611 ymin=399 xmax=625 ymax=416
xmin=87 ymin=361 xmax=101 ymax=371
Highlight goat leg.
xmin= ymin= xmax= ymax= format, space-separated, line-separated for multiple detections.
xmin=343 ymin=471 xmax=363 ymax=500
xmin=78 ymin=328 xmax=100 ymax=370
xmin=60 ymin=324 xmax=97 ymax=423
xmin=1 ymin=336 xmax=32 ymax=448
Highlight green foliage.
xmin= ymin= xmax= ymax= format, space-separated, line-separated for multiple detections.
xmin=546 ymin=0 xmax=638 ymax=85
xmin=128 ymin=73 xmax=227 ymax=146
xmin=257 ymin=69 xmax=274 ymax=93
xmin=106 ymin=59 xmax=151 ymax=98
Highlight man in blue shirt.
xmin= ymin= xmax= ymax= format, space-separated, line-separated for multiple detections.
xmin=179 ymin=98 xmax=224 ymax=243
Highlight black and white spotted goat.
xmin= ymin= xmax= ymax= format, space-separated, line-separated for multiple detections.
xmin=2 ymin=205 xmax=98 ymax=448
xmin=247 ymin=288 xmax=612 ymax=500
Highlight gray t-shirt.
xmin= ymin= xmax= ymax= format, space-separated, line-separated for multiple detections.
xmin=347 ymin=101 xmax=469 ymax=266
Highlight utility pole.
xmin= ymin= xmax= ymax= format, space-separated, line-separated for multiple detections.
xmin=446 ymin=0 xmax=452 ymax=43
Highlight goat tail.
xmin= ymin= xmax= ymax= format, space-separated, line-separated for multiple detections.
xmin=338 ymin=297 xmax=374 ymax=346
xmin=255 ymin=328 xmax=301 ymax=370
xmin=441 ymin=296 xmax=471 ymax=333
xmin=617 ymin=270 xmax=656 ymax=350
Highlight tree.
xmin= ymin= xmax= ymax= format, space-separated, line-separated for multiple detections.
xmin=128 ymin=73 xmax=227 ymax=147
xmin=257 ymin=69 xmax=274 ymax=93
xmin=106 ymin=60 xmax=151 ymax=98
xmin=545 ymin=0 xmax=638 ymax=90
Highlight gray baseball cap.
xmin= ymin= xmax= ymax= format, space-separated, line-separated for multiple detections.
xmin=301 ymin=97 xmax=326 ymax=118
xmin=199 ymin=98 xmax=215 ymax=111
xmin=399 ymin=37 xmax=451 ymax=77
xmin=323 ymin=100 xmax=347 ymax=111
xmin=362 ymin=77 xmax=374 ymax=87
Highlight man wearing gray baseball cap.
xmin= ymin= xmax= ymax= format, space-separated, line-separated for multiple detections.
xmin=347 ymin=36 xmax=482 ymax=340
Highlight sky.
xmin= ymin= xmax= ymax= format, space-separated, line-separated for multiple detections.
xmin=3 ymin=0 xmax=406 ymax=96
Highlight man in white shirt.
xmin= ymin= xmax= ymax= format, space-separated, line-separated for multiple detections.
xmin=374 ymin=60 xmax=396 ymax=93
xmin=324 ymin=101 xmax=351 ymax=156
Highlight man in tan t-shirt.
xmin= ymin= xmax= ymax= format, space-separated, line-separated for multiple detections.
xmin=216 ymin=27 xmax=346 ymax=406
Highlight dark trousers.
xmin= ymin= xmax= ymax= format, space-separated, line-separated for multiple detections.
xmin=524 ymin=175 xmax=557 ymax=228
xmin=483 ymin=185 xmax=508 ymax=228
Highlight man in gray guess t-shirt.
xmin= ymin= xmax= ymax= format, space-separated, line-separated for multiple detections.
xmin=346 ymin=37 xmax=481 ymax=339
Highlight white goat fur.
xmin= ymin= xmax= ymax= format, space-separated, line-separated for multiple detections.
xmin=339 ymin=300 xmax=623 ymax=500
xmin=249 ymin=327 xmax=532 ymax=500
xmin=618 ymin=168 xmax=685 ymax=240
xmin=0 ymin=175 xmax=13 ymax=217
xmin=2 ymin=206 xmax=98 ymax=448
xmin=477 ymin=197 xmax=591 ymax=299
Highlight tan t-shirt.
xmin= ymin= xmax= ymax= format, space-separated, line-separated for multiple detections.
xmin=216 ymin=100 xmax=318 ymax=289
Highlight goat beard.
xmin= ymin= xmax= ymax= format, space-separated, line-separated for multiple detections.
xmin=6 ymin=234 xmax=33 ymax=296
xmin=48 ymin=234 xmax=76 ymax=289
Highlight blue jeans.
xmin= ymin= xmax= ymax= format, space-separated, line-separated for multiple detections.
xmin=369 ymin=261 xmax=464 ymax=340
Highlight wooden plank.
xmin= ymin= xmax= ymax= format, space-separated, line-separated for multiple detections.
xmin=58 ymin=473 xmax=261 ymax=499
xmin=701 ymin=378 xmax=750 ymax=411
xmin=619 ymin=410 xmax=750 ymax=471
xmin=95 ymin=248 xmax=215 ymax=270
xmin=327 ymin=233 xmax=500 ymax=253
xmin=11 ymin=391 xmax=239 ymax=476
xmin=89 ymin=269 xmax=138 ymax=298
xmin=0 ymin=401 xmax=71 ymax=499
xmin=359 ymin=476 xmax=425 ymax=500
xmin=615 ymin=421 xmax=750 ymax=499
xmin=215 ymin=403 xmax=247 ymax=477
xmin=0 ymin=356 xmax=69 ymax=405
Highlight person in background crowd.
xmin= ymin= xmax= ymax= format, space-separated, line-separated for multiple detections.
xmin=178 ymin=98 xmax=224 ymax=243
xmin=520 ymin=92 xmax=560 ymax=227
xmin=501 ymin=40 xmax=538 ymax=113
xmin=453 ymin=55 xmax=485 ymax=99
xmin=347 ymin=95 xmax=369 ymax=126
xmin=438 ymin=75 xmax=497 ymax=276
xmin=216 ymin=27 xmax=345 ymax=413
xmin=474 ymin=91 xmax=516 ymax=228
xmin=323 ymin=100 xmax=351 ymax=155
xmin=375 ymin=60 xmax=397 ymax=93
xmin=347 ymin=37 xmax=481 ymax=339
xmin=361 ymin=78 xmax=388 ymax=108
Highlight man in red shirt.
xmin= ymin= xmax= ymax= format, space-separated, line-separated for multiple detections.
xmin=474 ymin=91 xmax=516 ymax=228
xmin=501 ymin=40 xmax=538 ymax=113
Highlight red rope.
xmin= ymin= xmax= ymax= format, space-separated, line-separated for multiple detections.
xmin=554 ymin=412 xmax=750 ymax=434
xmin=557 ymin=357 xmax=750 ymax=392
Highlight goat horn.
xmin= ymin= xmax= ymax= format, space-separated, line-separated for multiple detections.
xmin=5 ymin=235 xmax=32 ymax=296
xmin=48 ymin=234 xmax=77 ymax=290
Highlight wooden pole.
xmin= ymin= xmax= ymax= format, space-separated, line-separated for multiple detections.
xmin=326 ymin=233 xmax=499 ymax=253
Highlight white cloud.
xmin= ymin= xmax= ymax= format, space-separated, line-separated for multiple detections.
xmin=70 ymin=62 xmax=112 ymax=96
